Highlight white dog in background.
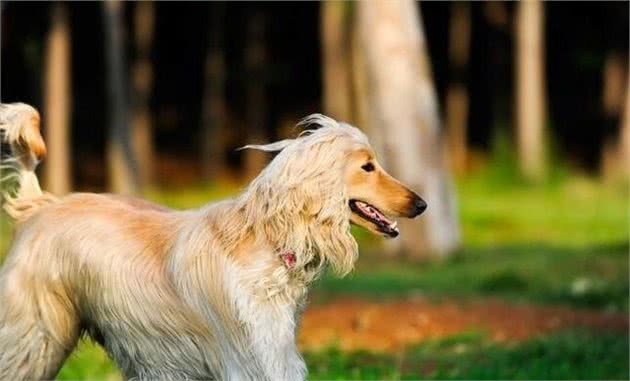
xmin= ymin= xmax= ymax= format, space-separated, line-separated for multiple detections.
xmin=0 ymin=103 xmax=426 ymax=380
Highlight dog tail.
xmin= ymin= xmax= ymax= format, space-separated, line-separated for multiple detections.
xmin=0 ymin=103 xmax=57 ymax=221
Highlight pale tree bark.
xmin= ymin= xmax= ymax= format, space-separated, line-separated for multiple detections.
xmin=201 ymin=3 xmax=227 ymax=181
xmin=350 ymin=3 xmax=390 ymax=173
xmin=445 ymin=2 xmax=471 ymax=174
xmin=350 ymin=9 xmax=386 ymax=158
xmin=602 ymin=53 xmax=626 ymax=117
xmin=244 ymin=12 xmax=267 ymax=181
xmin=131 ymin=0 xmax=155 ymax=188
xmin=104 ymin=0 xmax=138 ymax=194
xmin=43 ymin=3 xmax=71 ymax=195
xmin=515 ymin=0 xmax=547 ymax=182
xmin=621 ymin=81 xmax=630 ymax=179
xmin=355 ymin=0 xmax=460 ymax=258
xmin=600 ymin=52 xmax=628 ymax=180
xmin=321 ymin=1 xmax=352 ymax=122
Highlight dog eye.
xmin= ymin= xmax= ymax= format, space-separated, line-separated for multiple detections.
xmin=361 ymin=162 xmax=375 ymax=172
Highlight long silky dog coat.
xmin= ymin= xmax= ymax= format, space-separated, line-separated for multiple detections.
xmin=0 ymin=104 xmax=424 ymax=380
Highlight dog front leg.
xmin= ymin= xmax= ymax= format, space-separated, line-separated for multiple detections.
xmin=242 ymin=306 xmax=307 ymax=381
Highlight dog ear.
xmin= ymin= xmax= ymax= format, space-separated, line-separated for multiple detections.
xmin=237 ymin=139 xmax=294 ymax=152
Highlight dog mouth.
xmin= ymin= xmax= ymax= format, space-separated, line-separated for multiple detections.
xmin=349 ymin=199 xmax=399 ymax=238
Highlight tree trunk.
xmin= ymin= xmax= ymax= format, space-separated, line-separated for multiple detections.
xmin=321 ymin=1 xmax=352 ymax=122
xmin=131 ymin=0 xmax=155 ymax=188
xmin=600 ymin=52 xmax=628 ymax=181
xmin=355 ymin=0 xmax=460 ymax=258
xmin=350 ymin=8 xmax=385 ymax=159
xmin=244 ymin=12 xmax=267 ymax=181
xmin=201 ymin=3 xmax=227 ymax=181
xmin=445 ymin=2 xmax=471 ymax=174
xmin=621 ymin=81 xmax=630 ymax=179
xmin=104 ymin=0 xmax=138 ymax=194
xmin=515 ymin=0 xmax=546 ymax=181
xmin=43 ymin=3 xmax=71 ymax=195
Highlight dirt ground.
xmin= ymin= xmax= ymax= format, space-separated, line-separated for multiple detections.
xmin=298 ymin=298 xmax=629 ymax=351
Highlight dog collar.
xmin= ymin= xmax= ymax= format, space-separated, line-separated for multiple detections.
xmin=280 ymin=249 xmax=296 ymax=269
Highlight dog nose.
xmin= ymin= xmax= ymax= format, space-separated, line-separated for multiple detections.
xmin=410 ymin=196 xmax=427 ymax=217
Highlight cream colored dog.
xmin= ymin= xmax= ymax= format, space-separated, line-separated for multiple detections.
xmin=0 ymin=103 xmax=426 ymax=380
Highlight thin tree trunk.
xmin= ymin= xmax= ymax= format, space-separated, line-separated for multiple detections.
xmin=600 ymin=52 xmax=628 ymax=180
xmin=104 ymin=0 xmax=138 ymax=194
xmin=621 ymin=81 xmax=630 ymax=179
xmin=43 ymin=3 xmax=71 ymax=195
xmin=355 ymin=0 xmax=460 ymax=258
xmin=350 ymin=9 xmax=385 ymax=159
xmin=244 ymin=12 xmax=267 ymax=181
xmin=201 ymin=3 xmax=227 ymax=181
xmin=515 ymin=0 xmax=546 ymax=181
xmin=131 ymin=0 xmax=155 ymax=188
xmin=350 ymin=3 xmax=389 ymax=171
xmin=321 ymin=1 xmax=352 ymax=122
xmin=445 ymin=2 xmax=471 ymax=174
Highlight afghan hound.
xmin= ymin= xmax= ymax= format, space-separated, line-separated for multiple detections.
xmin=0 ymin=103 xmax=426 ymax=380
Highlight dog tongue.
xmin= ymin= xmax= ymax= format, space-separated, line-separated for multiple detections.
xmin=356 ymin=201 xmax=393 ymax=225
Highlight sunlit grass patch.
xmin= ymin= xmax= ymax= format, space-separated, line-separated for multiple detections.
xmin=457 ymin=175 xmax=629 ymax=246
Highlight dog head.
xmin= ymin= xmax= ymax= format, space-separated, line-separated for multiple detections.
xmin=345 ymin=148 xmax=426 ymax=238
xmin=239 ymin=114 xmax=426 ymax=275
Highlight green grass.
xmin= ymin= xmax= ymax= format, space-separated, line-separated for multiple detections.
xmin=458 ymin=175 xmax=629 ymax=246
xmin=306 ymin=329 xmax=629 ymax=380
xmin=314 ymin=241 xmax=629 ymax=310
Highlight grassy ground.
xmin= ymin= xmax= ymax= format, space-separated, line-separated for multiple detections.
xmin=307 ymin=329 xmax=629 ymax=380
xmin=314 ymin=241 xmax=628 ymax=310
xmin=1 ymin=174 xmax=628 ymax=380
